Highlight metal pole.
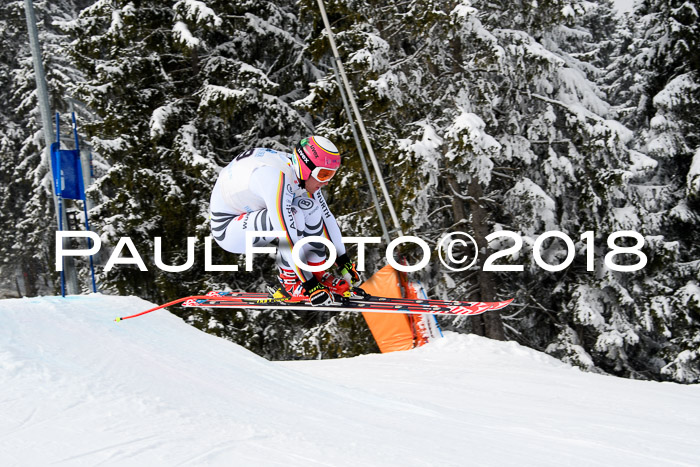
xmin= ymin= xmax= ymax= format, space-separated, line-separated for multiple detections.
xmin=72 ymin=112 xmax=98 ymax=293
xmin=23 ymin=0 xmax=52 ymax=149
xmin=24 ymin=0 xmax=79 ymax=295
xmin=315 ymin=0 xmax=404 ymax=237
xmin=330 ymin=61 xmax=391 ymax=245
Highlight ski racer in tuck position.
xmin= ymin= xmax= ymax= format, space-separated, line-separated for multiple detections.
xmin=209 ymin=136 xmax=362 ymax=307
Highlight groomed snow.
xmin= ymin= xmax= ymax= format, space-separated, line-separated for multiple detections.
xmin=1 ymin=295 xmax=698 ymax=466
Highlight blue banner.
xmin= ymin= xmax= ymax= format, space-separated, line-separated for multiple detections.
xmin=50 ymin=143 xmax=85 ymax=201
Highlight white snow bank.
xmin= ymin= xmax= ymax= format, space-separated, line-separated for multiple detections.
xmin=1 ymin=295 xmax=698 ymax=466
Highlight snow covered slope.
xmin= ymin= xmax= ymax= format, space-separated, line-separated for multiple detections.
xmin=1 ymin=295 xmax=698 ymax=466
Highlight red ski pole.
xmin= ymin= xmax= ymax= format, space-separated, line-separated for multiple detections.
xmin=115 ymin=295 xmax=213 ymax=322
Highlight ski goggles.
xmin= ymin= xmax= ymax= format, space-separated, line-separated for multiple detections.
xmin=310 ymin=166 xmax=337 ymax=182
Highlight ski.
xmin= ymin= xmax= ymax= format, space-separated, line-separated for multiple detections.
xmin=115 ymin=291 xmax=514 ymax=321
xmin=191 ymin=290 xmax=510 ymax=309
xmin=180 ymin=292 xmax=513 ymax=316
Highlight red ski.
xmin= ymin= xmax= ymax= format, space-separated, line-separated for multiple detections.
xmin=187 ymin=290 xmax=511 ymax=308
xmin=115 ymin=291 xmax=513 ymax=321
xmin=180 ymin=291 xmax=513 ymax=316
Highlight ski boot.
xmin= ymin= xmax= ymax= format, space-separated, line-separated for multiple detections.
xmin=269 ymin=268 xmax=306 ymax=301
xmin=270 ymin=268 xmax=335 ymax=306
xmin=307 ymin=261 xmax=351 ymax=297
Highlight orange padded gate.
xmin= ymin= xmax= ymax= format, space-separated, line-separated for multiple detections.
xmin=360 ymin=265 xmax=415 ymax=353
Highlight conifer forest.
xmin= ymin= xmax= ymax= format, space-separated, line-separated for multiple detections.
xmin=0 ymin=0 xmax=698 ymax=382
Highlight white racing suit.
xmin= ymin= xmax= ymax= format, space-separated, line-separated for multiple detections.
xmin=209 ymin=148 xmax=347 ymax=282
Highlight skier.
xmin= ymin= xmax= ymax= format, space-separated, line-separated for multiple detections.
xmin=209 ymin=136 xmax=361 ymax=306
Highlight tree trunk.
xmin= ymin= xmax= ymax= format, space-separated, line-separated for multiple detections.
xmin=22 ymin=259 xmax=39 ymax=297
xmin=446 ymin=174 xmax=486 ymax=337
xmin=467 ymin=179 xmax=506 ymax=341
xmin=445 ymin=35 xmax=504 ymax=340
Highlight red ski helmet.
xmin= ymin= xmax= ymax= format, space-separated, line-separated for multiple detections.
xmin=292 ymin=136 xmax=341 ymax=182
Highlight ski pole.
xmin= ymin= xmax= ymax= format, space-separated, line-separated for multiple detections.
xmin=114 ymin=293 xmax=266 ymax=322
xmin=115 ymin=295 xmax=214 ymax=322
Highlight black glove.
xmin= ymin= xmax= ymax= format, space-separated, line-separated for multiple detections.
xmin=303 ymin=277 xmax=334 ymax=307
xmin=336 ymin=254 xmax=362 ymax=286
